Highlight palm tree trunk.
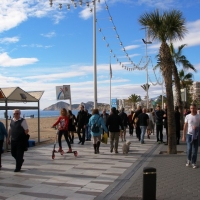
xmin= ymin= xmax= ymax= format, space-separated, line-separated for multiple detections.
xmin=172 ymin=64 xmax=184 ymax=130
xmin=160 ymin=42 xmax=177 ymax=154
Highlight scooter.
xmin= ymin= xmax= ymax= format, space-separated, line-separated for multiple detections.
xmin=52 ymin=127 xmax=78 ymax=159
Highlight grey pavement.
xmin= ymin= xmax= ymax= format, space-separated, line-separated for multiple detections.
xmin=0 ymin=132 xmax=156 ymax=200
xmin=0 ymin=131 xmax=200 ymax=200
xmin=114 ymin=139 xmax=200 ymax=200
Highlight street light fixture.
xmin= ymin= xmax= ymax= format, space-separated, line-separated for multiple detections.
xmin=142 ymin=39 xmax=152 ymax=44
xmin=142 ymin=38 xmax=152 ymax=109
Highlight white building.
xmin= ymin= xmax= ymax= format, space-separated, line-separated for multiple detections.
xmin=190 ymin=81 xmax=200 ymax=102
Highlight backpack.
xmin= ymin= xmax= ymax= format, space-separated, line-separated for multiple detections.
xmin=91 ymin=116 xmax=101 ymax=133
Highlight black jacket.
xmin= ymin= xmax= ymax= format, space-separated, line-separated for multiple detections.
xmin=77 ymin=110 xmax=87 ymax=127
xmin=155 ymin=110 xmax=164 ymax=125
xmin=106 ymin=113 xmax=123 ymax=132
xmin=119 ymin=112 xmax=128 ymax=127
xmin=85 ymin=113 xmax=92 ymax=124
xmin=133 ymin=109 xmax=142 ymax=125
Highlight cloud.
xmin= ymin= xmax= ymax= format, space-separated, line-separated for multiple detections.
xmin=136 ymin=0 xmax=179 ymax=9
xmin=41 ymin=31 xmax=56 ymax=38
xmin=79 ymin=7 xmax=93 ymax=20
xmin=52 ymin=13 xmax=66 ymax=24
xmin=145 ymin=19 xmax=200 ymax=51
xmin=0 ymin=1 xmax=28 ymax=33
xmin=23 ymin=71 xmax=87 ymax=81
xmin=194 ymin=63 xmax=200 ymax=71
xmin=0 ymin=61 xmax=160 ymax=109
xmin=20 ymin=44 xmax=53 ymax=49
xmin=177 ymin=19 xmax=200 ymax=48
xmin=124 ymin=45 xmax=140 ymax=51
xmin=0 ymin=37 xmax=19 ymax=44
xmin=0 ymin=52 xmax=38 ymax=67
xmin=0 ymin=0 xmax=63 ymax=33
xmin=129 ymin=54 xmax=140 ymax=58
xmin=79 ymin=2 xmax=103 ymax=20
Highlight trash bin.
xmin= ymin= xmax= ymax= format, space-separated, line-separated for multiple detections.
xmin=143 ymin=167 xmax=156 ymax=200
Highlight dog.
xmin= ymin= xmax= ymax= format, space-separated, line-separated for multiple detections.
xmin=122 ymin=141 xmax=131 ymax=154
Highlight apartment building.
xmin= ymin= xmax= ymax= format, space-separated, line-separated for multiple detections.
xmin=190 ymin=81 xmax=200 ymax=102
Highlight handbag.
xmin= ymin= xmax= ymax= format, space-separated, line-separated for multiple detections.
xmin=134 ymin=117 xmax=138 ymax=124
xmin=91 ymin=116 xmax=100 ymax=133
xmin=101 ymin=132 xmax=108 ymax=144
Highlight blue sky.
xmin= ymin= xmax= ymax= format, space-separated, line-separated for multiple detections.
xmin=0 ymin=0 xmax=200 ymax=109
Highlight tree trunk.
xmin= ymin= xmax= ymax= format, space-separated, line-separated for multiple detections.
xmin=172 ymin=64 xmax=184 ymax=130
xmin=160 ymin=42 xmax=177 ymax=154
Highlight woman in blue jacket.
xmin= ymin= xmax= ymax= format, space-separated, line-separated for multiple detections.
xmin=89 ymin=109 xmax=108 ymax=154
xmin=0 ymin=121 xmax=8 ymax=169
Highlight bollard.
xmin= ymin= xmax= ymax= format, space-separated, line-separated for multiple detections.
xmin=143 ymin=167 xmax=156 ymax=200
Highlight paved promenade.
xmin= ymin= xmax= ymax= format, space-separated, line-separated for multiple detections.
xmin=0 ymin=132 xmax=199 ymax=200
xmin=113 ymin=140 xmax=200 ymax=200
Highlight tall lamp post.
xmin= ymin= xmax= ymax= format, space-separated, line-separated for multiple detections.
xmin=93 ymin=0 xmax=97 ymax=109
xmin=142 ymin=38 xmax=152 ymax=109
xmin=49 ymin=0 xmax=98 ymax=109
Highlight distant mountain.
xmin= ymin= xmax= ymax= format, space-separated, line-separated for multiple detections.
xmin=43 ymin=101 xmax=110 ymax=111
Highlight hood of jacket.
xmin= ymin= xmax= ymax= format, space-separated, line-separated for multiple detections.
xmin=90 ymin=114 xmax=101 ymax=124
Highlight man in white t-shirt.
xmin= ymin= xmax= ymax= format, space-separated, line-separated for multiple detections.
xmin=182 ymin=104 xmax=200 ymax=169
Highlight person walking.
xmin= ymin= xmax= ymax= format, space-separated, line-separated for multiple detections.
xmin=85 ymin=109 xmax=92 ymax=141
xmin=0 ymin=120 xmax=8 ymax=169
xmin=76 ymin=105 xmax=87 ymax=145
xmin=151 ymin=108 xmax=156 ymax=135
xmin=7 ymin=109 xmax=29 ymax=172
xmin=68 ymin=110 xmax=77 ymax=144
xmin=128 ymin=111 xmax=134 ymax=136
xmin=182 ymin=103 xmax=200 ymax=169
xmin=100 ymin=109 xmax=109 ymax=136
xmin=163 ymin=105 xmax=168 ymax=145
xmin=119 ymin=107 xmax=128 ymax=141
xmin=132 ymin=105 xmax=142 ymax=141
xmin=175 ymin=106 xmax=181 ymax=145
xmin=155 ymin=105 xmax=165 ymax=144
xmin=146 ymin=109 xmax=154 ymax=139
xmin=138 ymin=108 xmax=149 ymax=144
xmin=51 ymin=108 xmax=72 ymax=154
xmin=88 ymin=109 xmax=108 ymax=154
xmin=106 ymin=107 xmax=124 ymax=153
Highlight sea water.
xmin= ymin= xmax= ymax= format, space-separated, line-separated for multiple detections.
xmin=0 ymin=110 xmax=79 ymax=119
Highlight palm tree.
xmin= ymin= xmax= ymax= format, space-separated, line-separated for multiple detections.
xmin=170 ymin=43 xmax=196 ymax=128
xmin=128 ymin=94 xmax=141 ymax=110
xmin=155 ymin=95 xmax=167 ymax=106
xmin=170 ymin=43 xmax=195 ymax=103
xmin=141 ymin=84 xmax=150 ymax=91
xmin=139 ymin=9 xmax=187 ymax=154
xmin=179 ymin=69 xmax=194 ymax=107
xmin=179 ymin=69 xmax=193 ymax=89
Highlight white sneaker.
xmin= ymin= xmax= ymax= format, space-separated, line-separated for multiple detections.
xmin=192 ymin=164 xmax=197 ymax=169
xmin=186 ymin=160 xmax=191 ymax=167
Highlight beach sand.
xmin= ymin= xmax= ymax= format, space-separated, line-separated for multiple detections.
xmin=1 ymin=117 xmax=77 ymax=145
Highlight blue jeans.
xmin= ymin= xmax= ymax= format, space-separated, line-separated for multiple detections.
xmin=140 ymin=126 xmax=147 ymax=143
xmin=85 ymin=125 xmax=91 ymax=140
xmin=186 ymin=134 xmax=199 ymax=164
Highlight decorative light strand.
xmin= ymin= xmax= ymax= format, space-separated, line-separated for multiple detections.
xmin=49 ymin=0 xmax=148 ymax=72
xmin=97 ymin=0 xmax=148 ymax=71
xmin=148 ymin=57 xmax=163 ymax=86
xmin=49 ymin=0 xmax=97 ymax=9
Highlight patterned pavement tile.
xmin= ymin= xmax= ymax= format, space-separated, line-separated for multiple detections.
xmin=0 ymin=134 xmax=157 ymax=200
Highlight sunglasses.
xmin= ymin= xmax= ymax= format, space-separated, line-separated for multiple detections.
xmin=14 ymin=113 xmax=20 ymax=115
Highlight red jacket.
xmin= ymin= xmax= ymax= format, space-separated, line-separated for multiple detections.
xmin=53 ymin=116 xmax=69 ymax=131
xmin=128 ymin=114 xmax=133 ymax=124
